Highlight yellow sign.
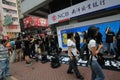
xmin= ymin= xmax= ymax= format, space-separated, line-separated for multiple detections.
xmin=62 ymin=33 xmax=67 ymax=45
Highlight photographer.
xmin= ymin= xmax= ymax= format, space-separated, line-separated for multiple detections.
xmin=88 ymin=26 xmax=105 ymax=80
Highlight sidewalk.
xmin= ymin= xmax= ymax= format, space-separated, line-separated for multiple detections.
xmin=10 ymin=61 xmax=120 ymax=80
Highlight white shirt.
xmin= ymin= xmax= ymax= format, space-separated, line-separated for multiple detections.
xmin=67 ymin=39 xmax=78 ymax=57
xmin=88 ymin=39 xmax=97 ymax=60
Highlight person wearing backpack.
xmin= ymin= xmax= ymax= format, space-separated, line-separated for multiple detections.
xmin=87 ymin=26 xmax=105 ymax=80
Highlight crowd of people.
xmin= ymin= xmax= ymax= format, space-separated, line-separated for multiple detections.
xmin=0 ymin=33 xmax=59 ymax=80
xmin=0 ymin=26 xmax=120 ymax=80
xmin=67 ymin=26 xmax=120 ymax=80
xmin=80 ymin=27 xmax=120 ymax=60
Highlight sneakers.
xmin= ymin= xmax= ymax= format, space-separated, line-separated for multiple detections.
xmin=67 ymin=71 xmax=73 ymax=74
xmin=113 ymin=55 xmax=116 ymax=58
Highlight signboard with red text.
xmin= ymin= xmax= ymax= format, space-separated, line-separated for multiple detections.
xmin=23 ymin=16 xmax=48 ymax=29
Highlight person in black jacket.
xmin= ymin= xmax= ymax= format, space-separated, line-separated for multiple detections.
xmin=115 ymin=29 xmax=120 ymax=60
xmin=23 ymin=36 xmax=31 ymax=65
xmin=30 ymin=36 xmax=36 ymax=58
xmin=95 ymin=28 xmax=103 ymax=44
xmin=74 ymin=32 xmax=80 ymax=52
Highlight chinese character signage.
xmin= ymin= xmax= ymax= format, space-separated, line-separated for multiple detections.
xmin=48 ymin=0 xmax=120 ymax=25
xmin=23 ymin=16 xmax=48 ymax=29
xmin=23 ymin=16 xmax=33 ymax=28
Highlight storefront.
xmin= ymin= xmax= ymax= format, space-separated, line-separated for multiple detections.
xmin=48 ymin=0 xmax=120 ymax=50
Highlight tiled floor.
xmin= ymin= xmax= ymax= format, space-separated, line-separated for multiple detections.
xmin=10 ymin=61 xmax=120 ymax=80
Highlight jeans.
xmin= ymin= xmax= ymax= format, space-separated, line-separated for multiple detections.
xmin=0 ymin=59 xmax=10 ymax=80
xmin=107 ymin=43 xmax=116 ymax=55
xmin=91 ymin=60 xmax=105 ymax=80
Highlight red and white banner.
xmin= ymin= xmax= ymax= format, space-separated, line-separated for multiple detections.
xmin=23 ymin=16 xmax=48 ymax=29
xmin=23 ymin=16 xmax=33 ymax=28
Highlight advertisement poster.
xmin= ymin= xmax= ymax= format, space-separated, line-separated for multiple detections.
xmin=60 ymin=20 xmax=120 ymax=48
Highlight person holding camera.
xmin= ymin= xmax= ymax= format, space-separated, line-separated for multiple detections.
xmin=87 ymin=26 xmax=105 ymax=80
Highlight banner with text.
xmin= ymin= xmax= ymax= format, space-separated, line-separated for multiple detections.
xmin=48 ymin=0 xmax=120 ymax=25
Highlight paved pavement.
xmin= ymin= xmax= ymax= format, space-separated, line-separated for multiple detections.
xmin=9 ymin=61 xmax=120 ymax=80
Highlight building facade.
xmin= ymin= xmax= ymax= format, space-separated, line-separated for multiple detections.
xmin=0 ymin=0 xmax=21 ymax=39
xmin=21 ymin=0 xmax=120 ymax=50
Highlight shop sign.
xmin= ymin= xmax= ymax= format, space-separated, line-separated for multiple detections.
xmin=23 ymin=16 xmax=48 ymax=29
xmin=8 ymin=25 xmax=18 ymax=29
xmin=48 ymin=0 xmax=120 ymax=25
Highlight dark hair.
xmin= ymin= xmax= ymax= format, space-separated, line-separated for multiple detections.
xmin=87 ymin=26 xmax=98 ymax=40
xmin=17 ymin=37 xmax=20 ymax=40
xmin=67 ymin=32 xmax=73 ymax=39
xmin=0 ymin=40 xmax=6 ymax=44
xmin=82 ymin=31 xmax=87 ymax=35
xmin=30 ymin=36 xmax=33 ymax=38
xmin=23 ymin=35 xmax=26 ymax=39
xmin=75 ymin=32 xmax=79 ymax=37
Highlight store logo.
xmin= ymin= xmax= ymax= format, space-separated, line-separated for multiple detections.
xmin=52 ymin=15 xmax=57 ymax=21
xmin=57 ymin=12 xmax=69 ymax=19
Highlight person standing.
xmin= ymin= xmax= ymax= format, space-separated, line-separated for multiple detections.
xmin=95 ymin=28 xmax=103 ymax=44
xmin=14 ymin=37 xmax=22 ymax=62
xmin=30 ymin=36 xmax=36 ymax=58
xmin=82 ymin=31 xmax=87 ymax=43
xmin=74 ymin=32 xmax=81 ymax=52
xmin=10 ymin=39 xmax=15 ymax=53
xmin=6 ymin=39 xmax=12 ymax=56
xmin=44 ymin=34 xmax=50 ymax=55
xmin=115 ymin=29 xmax=120 ymax=60
xmin=0 ymin=40 xmax=10 ymax=80
xmin=67 ymin=32 xmax=84 ymax=80
xmin=95 ymin=28 xmax=104 ymax=54
xmin=9 ymin=39 xmax=15 ymax=62
xmin=87 ymin=26 xmax=105 ymax=80
xmin=23 ymin=36 xmax=32 ymax=65
xmin=106 ymin=27 xmax=116 ymax=57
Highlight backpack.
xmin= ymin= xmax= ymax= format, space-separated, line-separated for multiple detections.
xmin=50 ymin=54 xmax=61 ymax=68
